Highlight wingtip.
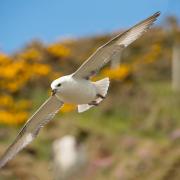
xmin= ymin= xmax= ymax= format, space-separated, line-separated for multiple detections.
xmin=154 ymin=11 xmax=161 ymax=18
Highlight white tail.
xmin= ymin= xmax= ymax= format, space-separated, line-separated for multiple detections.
xmin=78 ymin=77 xmax=110 ymax=113
xmin=78 ymin=104 xmax=92 ymax=113
xmin=94 ymin=77 xmax=110 ymax=97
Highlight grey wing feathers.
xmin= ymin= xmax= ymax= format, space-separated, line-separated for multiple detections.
xmin=73 ymin=12 xmax=160 ymax=79
xmin=0 ymin=95 xmax=63 ymax=168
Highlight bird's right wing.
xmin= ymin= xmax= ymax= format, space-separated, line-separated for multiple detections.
xmin=0 ymin=95 xmax=63 ymax=168
xmin=73 ymin=12 xmax=160 ymax=79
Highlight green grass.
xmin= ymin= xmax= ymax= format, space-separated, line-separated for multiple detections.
xmin=1 ymin=81 xmax=180 ymax=179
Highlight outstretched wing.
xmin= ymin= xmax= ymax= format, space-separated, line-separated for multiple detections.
xmin=73 ymin=12 xmax=160 ymax=79
xmin=0 ymin=95 xmax=63 ymax=168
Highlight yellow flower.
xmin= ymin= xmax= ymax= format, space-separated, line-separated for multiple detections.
xmin=102 ymin=65 xmax=131 ymax=80
xmin=19 ymin=48 xmax=41 ymax=61
xmin=61 ymin=104 xmax=76 ymax=113
xmin=0 ymin=95 xmax=14 ymax=107
xmin=31 ymin=63 xmax=51 ymax=76
xmin=0 ymin=53 xmax=11 ymax=64
xmin=47 ymin=43 xmax=70 ymax=58
xmin=0 ymin=110 xmax=28 ymax=125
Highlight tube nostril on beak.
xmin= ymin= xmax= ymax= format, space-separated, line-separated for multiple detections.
xmin=51 ymin=89 xmax=57 ymax=96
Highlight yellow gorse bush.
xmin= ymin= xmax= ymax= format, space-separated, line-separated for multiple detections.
xmin=143 ymin=44 xmax=161 ymax=64
xmin=19 ymin=48 xmax=41 ymax=61
xmin=102 ymin=65 xmax=131 ymax=80
xmin=0 ymin=94 xmax=31 ymax=125
xmin=31 ymin=63 xmax=51 ymax=76
xmin=61 ymin=104 xmax=76 ymax=113
xmin=47 ymin=43 xmax=70 ymax=58
xmin=0 ymin=42 xmax=70 ymax=125
xmin=0 ymin=95 xmax=13 ymax=107
xmin=0 ymin=110 xmax=28 ymax=125
xmin=0 ymin=53 xmax=10 ymax=64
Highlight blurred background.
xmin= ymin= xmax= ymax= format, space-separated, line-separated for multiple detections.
xmin=0 ymin=0 xmax=180 ymax=179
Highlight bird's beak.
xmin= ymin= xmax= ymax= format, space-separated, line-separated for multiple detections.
xmin=51 ymin=89 xmax=57 ymax=96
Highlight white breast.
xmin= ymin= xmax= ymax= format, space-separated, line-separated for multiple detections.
xmin=57 ymin=77 xmax=97 ymax=104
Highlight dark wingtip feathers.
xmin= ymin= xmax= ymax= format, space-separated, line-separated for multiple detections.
xmin=153 ymin=11 xmax=161 ymax=19
xmin=155 ymin=11 xmax=161 ymax=17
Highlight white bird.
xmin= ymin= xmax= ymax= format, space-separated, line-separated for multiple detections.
xmin=0 ymin=12 xmax=160 ymax=168
xmin=52 ymin=133 xmax=88 ymax=180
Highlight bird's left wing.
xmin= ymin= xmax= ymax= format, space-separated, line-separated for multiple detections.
xmin=72 ymin=12 xmax=160 ymax=79
xmin=0 ymin=95 xmax=63 ymax=168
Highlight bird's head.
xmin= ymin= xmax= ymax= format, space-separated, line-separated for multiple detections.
xmin=51 ymin=76 xmax=66 ymax=96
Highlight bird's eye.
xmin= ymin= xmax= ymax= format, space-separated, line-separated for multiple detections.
xmin=57 ymin=83 xmax=61 ymax=87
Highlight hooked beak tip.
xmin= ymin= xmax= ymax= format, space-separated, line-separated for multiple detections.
xmin=51 ymin=89 xmax=57 ymax=96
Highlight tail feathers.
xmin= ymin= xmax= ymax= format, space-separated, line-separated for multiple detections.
xmin=78 ymin=104 xmax=93 ymax=113
xmin=94 ymin=77 xmax=110 ymax=97
xmin=78 ymin=77 xmax=110 ymax=113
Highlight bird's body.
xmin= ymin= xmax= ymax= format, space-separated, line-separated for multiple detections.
xmin=0 ymin=12 xmax=161 ymax=169
xmin=51 ymin=75 xmax=97 ymax=104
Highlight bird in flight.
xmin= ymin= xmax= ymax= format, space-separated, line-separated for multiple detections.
xmin=0 ymin=12 xmax=160 ymax=168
